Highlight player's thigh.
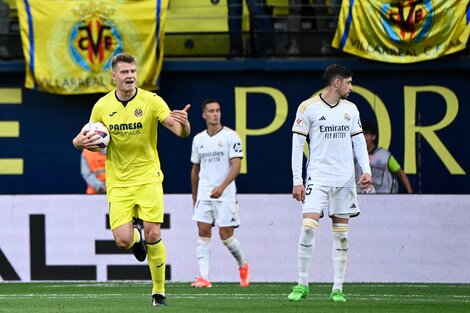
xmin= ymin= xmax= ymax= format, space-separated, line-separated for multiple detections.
xmin=329 ymin=186 xmax=359 ymax=217
xmin=107 ymin=186 xmax=137 ymax=230
xmin=214 ymin=201 xmax=240 ymax=228
xmin=135 ymin=183 xmax=164 ymax=223
xmin=192 ymin=200 xmax=216 ymax=224
xmin=302 ymin=184 xmax=329 ymax=215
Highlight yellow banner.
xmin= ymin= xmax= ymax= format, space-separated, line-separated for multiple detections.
xmin=332 ymin=0 xmax=470 ymax=63
xmin=16 ymin=0 xmax=168 ymax=94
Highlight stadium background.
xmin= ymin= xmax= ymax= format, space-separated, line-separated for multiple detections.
xmin=0 ymin=0 xmax=469 ymax=285
xmin=0 ymin=58 xmax=468 ymax=194
xmin=0 ymin=0 xmax=468 ymax=194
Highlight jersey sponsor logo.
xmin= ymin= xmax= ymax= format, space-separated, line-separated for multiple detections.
xmin=134 ymin=108 xmax=143 ymax=117
xmin=319 ymin=125 xmax=350 ymax=132
xmin=109 ymin=122 xmax=143 ymax=132
xmin=319 ymin=123 xmax=350 ymax=139
xmin=109 ymin=112 xmax=117 ymax=117
xmin=201 ymin=151 xmax=224 ymax=164
xmin=350 ymin=203 xmax=357 ymax=209
xmin=319 ymin=116 xmax=326 ymax=121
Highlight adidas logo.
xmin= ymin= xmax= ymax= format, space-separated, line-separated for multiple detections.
xmin=319 ymin=116 xmax=326 ymax=121
xmin=350 ymin=203 xmax=356 ymax=209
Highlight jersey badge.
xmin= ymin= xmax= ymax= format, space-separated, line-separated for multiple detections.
xmin=233 ymin=142 xmax=242 ymax=153
xmin=134 ymin=108 xmax=143 ymax=117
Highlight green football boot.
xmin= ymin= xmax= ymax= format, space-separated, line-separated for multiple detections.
xmin=288 ymin=284 xmax=309 ymax=301
xmin=330 ymin=289 xmax=347 ymax=302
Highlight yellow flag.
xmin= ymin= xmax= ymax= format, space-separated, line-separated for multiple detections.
xmin=332 ymin=0 xmax=470 ymax=63
xmin=16 ymin=0 xmax=168 ymax=94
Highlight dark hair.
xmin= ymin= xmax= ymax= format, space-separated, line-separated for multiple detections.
xmin=201 ymin=98 xmax=220 ymax=111
xmin=362 ymin=122 xmax=377 ymax=135
xmin=111 ymin=53 xmax=135 ymax=70
xmin=322 ymin=64 xmax=353 ymax=87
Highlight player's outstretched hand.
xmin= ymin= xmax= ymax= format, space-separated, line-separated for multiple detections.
xmin=170 ymin=104 xmax=191 ymax=124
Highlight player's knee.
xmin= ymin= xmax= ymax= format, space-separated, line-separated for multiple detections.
xmin=219 ymin=227 xmax=234 ymax=241
xmin=198 ymin=229 xmax=211 ymax=238
xmin=115 ymin=236 xmax=132 ymax=250
xmin=332 ymin=223 xmax=348 ymax=242
xmin=145 ymin=230 xmax=160 ymax=243
xmin=302 ymin=218 xmax=318 ymax=235
xmin=144 ymin=226 xmax=161 ymax=243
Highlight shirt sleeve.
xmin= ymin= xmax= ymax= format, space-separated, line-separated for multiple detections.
xmin=89 ymin=102 xmax=103 ymax=123
xmin=190 ymin=136 xmax=200 ymax=164
xmin=388 ymin=155 xmax=401 ymax=173
xmin=229 ymin=131 xmax=243 ymax=159
xmin=292 ymin=111 xmax=310 ymax=136
xmin=291 ymin=105 xmax=310 ymax=185
xmin=352 ymin=133 xmax=371 ymax=175
xmin=350 ymin=105 xmax=363 ymax=136
xmin=153 ymin=93 xmax=171 ymax=123
xmin=292 ymin=132 xmax=306 ymax=186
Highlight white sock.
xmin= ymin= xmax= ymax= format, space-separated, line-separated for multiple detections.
xmin=298 ymin=218 xmax=318 ymax=286
xmin=332 ymin=223 xmax=349 ymax=291
xmin=196 ymin=237 xmax=211 ymax=280
xmin=222 ymin=236 xmax=246 ymax=266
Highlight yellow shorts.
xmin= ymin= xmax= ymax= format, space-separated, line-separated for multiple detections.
xmin=107 ymin=183 xmax=164 ymax=230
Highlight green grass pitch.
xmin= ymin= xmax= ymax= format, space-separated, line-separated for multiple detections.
xmin=0 ymin=282 xmax=468 ymax=313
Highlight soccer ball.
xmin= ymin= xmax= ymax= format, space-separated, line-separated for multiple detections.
xmin=81 ymin=122 xmax=110 ymax=152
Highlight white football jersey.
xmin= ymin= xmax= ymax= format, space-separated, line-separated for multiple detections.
xmin=191 ymin=126 xmax=243 ymax=201
xmin=292 ymin=95 xmax=363 ymax=187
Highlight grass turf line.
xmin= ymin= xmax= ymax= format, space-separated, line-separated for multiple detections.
xmin=0 ymin=282 xmax=468 ymax=313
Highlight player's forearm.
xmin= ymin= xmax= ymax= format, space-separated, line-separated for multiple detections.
xmin=178 ymin=120 xmax=191 ymax=137
xmin=191 ymin=167 xmax=199 ymax=203
xmin=173 ymin=120 xmax=191 ymax=138
xmin=219 ymin=164 xmax=240 ymax=190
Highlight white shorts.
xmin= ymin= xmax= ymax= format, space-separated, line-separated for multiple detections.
xmin=302 ymin=184 xmax=360 ymax=218
xmin=192 ymin=200 xmax=240 ymax=227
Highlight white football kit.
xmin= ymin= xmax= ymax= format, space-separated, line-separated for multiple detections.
xmin=191 ymin=127 xmax=243 ymax=226
xmin=291 ymin=94 xmax=370 ymax=217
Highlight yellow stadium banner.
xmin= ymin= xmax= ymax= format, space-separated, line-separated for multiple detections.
xmin=332 ymin=0 xmax=470 ymax=63
xmin=16 ymin=0 xmax=168 ymax=94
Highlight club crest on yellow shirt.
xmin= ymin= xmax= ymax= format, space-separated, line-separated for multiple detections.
xmin=134 ymin=108 xmax=143 ymax=117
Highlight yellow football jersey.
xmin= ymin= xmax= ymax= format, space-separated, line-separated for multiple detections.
xmin=90 ymin=88 xmax=171 ymax=187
